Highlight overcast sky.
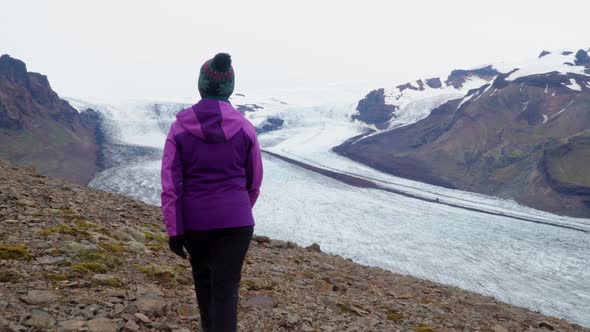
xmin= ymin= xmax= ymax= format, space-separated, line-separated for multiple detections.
xmin=1 ymin=0 xmax=589 ymax=101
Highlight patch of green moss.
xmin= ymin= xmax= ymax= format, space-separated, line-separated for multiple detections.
xmin=337 ymin=303 xmax=353 ymax=315
xmin=44 ymin=272 xmax=68 ymax=281
xmin=39 ymin=220 xmax=94 ymax=239
xmin=382 ymin=306 xmax=403 ymax=322
xmin=0 ymin=270 xmax=20 ymax=282
xmin=60 ymin=208 xmax=75 ymax=215
xmin=387 ymin=313 xmax=403 ymax=322
xmin=78 ymin=250 xmax=123 ymax=269
xmin=148 ymin=223 xmax=163 ymax=231
xmin=302 ymin=269 xmax=314 ymax=278
xmin=99 ymin=241 xmax=127 ymax=253
xmin=0 ymin=244 xmax=32 ymax=261
xmin=73 ymin=220 xmax=94 ymax=230
xmin=146 ymin=243 xmax=165 ymax=252
xmin=144 ymin=232 xmax=167 ymax=243
xmin=137 ymin=265 xmax=177 ymax=285
xmin=39 ymin=225 xmax=78 ymax=236
xmin=411 ymin=325 xmax=436 ymax=332
xmin=241 ymin=279 xmax=255 ymax=288
xmin=68 ymin=250 xmax=124 ymax=278
xmin=96 ymin=227 xmax=114 ymax=237
xmin=92 ymin=276 xmax=123 ymax=288
xmin=71 ymin=262 xmax=109 ymax=275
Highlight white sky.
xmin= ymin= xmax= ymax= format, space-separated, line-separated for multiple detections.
xmin=1 ymin=0 xmax=589 ymax=101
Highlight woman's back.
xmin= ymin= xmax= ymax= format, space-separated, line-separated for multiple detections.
xmin=163 ymin=99 xmax=261 ymax=231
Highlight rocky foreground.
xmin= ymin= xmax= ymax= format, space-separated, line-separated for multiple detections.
xmin=0 ymin=160 xmax=587 ymax=332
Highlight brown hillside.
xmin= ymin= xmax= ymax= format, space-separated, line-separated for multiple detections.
xmin=336 ymin=72 xmax=590 ymax=217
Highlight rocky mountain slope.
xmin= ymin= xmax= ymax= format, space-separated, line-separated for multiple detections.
xmin=337 ymin=49 xmax=590 ymax=217
xmin=1 ymin=161 xmax=588 ymax=331
xmin=0 ymin=55 xmax=101 ymax=184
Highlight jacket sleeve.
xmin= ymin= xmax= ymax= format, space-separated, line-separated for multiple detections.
xmin=160 ymin=122 xmax=184 ymax=236
xmin=245 ymin=127 xmax=263 ymax=207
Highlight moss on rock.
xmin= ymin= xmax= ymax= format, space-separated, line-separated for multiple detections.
xmin=412 ymin=324 xmax=436 ymax=332
xmin=71 ymin=262 xmax=109 ymax=275
xmin=0 ymin=244 xmax=32 ymax=260
xmin=137 ymin=265 xmax=181 ymax=286
xmin=144 ymin=232 xmax=167 ymax=243
xmin=99 ymin=241 xmax=127 ymax=253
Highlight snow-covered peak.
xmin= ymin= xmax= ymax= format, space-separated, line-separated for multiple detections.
xmin=384 ymin=74 xmax=492 ymax=129
xmin=371 ymin=65 xmax=498 ymax=130
xmin=358 ymin=48 xmax=590 ymax=131
xmin=497 ymin=49 xmax=590 ymax=82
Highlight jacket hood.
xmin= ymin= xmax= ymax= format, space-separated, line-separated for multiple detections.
xmin=176 ymin=98 xmax=246 ymax=143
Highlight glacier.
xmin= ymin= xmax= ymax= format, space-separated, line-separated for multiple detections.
xmin=73 ymin=90 xmax=590 ymax=327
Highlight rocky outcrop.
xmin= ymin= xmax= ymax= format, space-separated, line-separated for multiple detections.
xmin=575 ymin=49 xmax=590 ymax=66
xmin=538 ymin=50 xmax=551 ymax=58
xmin=0 ymin=160 xmax=587 ymax=331
xmin=425 ymin=77 xmax=442 ymax=89
xmin=0 ymin=54 xmax=101 ymax=184
xmin=337 ymin=71 xmax=590 ymax=217
xmin=445 ymin=65 xmax=499 ymax=89
xmin=256 ymin=116 xmax=284 ymax=133
xmin=352 ymin=88 xmax=397 ymax=129
xmin=236 ymin=104 xmax=263 ymax=114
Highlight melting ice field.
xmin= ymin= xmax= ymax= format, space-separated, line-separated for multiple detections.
xmin=78 ymin=92 xmax=590 ymax=327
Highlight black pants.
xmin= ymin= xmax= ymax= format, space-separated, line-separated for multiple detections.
xmin=185 ymin=226 xmax=253 ymax=332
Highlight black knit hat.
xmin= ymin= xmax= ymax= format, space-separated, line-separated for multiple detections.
xmin=198 ymin=53 xmax=235 ymax=100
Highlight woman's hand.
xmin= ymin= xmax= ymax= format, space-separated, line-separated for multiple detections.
xmin=169 ymin=235 xmax=188 ymax=259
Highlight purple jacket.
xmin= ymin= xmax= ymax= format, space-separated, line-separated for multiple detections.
xmin=160 ymin=98 xmax=263 ymax=236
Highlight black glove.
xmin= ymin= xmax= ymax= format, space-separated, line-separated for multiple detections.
xmin=169 ymin=235 xmax=188 ymax=259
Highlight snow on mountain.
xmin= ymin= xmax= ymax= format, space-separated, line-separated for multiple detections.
xmin=354 ymin=48 xmax=590 ymax=131
xmin=501 ymin=49 xmax=590 ymax=83
xmin=383 ymin=75 xmax=490 ymax=129
xmin=352 ymin=67 xmax=498 ymax=130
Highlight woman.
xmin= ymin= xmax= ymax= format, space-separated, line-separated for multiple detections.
xmin=161 ymin=53 xmax=263 ymax=332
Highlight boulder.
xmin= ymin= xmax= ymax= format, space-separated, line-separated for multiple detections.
xmin=56 ymin=320 xmax=87 ymax=331
xmin=135 ymin=296 xmax=167 ymax=316
xmin=87 ymin=318 xmax=118 ymax=332
xmin=22 ymin=310 xmax=55 ymax=329
xmin=176 ymin=304 xmax=197 ymax=318
xmin=305 ymin=243 xmax=322 ymax=253
xmin=123 ymin=319 xmax=140 ymax=332
xmin=21 ymin=290 xmax=57 ymax=305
